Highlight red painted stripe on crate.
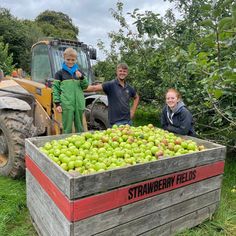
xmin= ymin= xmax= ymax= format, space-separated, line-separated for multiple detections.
xmin=26 ymin=155 xmax=224 ymax=222
xmin=73 ymin=161 xmax=224 ymax=220
xmin=25 ymin=155 xmax=73 ymax=220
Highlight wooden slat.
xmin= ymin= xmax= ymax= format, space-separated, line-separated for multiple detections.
xmin=141 ymin=203 xmax=218 ymax=236
xmin=28 ymin=201 xmax=51 ymax=236
xmin=94 ymin=190 xmax=220 ymax=235
xmin=73 ymin=176 xmax=222 ymax=235
xmin=26 ymin=170 xmax=72 ymax=236
xmin=26 ymin=134 xmax=72 ymax=147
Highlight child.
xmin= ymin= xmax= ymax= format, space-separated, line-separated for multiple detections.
xmin=161 ymin=88 xmax=196 ymax=136
xmin=52 ymin=47 xmax=89 ymax=133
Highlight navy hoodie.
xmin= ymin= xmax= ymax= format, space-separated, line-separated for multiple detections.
xmin=161 ymin=101 xmax=196 ymax=136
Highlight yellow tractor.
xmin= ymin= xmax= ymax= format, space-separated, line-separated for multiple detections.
xmin=0 ymin=38 xmax=109 ymax=178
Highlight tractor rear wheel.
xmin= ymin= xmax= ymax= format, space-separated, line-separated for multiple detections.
xmin=0 ymin=110 xmax=36 ymax=178
xmin=85 ymin=103 xmax=109 ymax=130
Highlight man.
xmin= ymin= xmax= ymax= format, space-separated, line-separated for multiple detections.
xmin=86 ymin=63 xmax=139 ymax=126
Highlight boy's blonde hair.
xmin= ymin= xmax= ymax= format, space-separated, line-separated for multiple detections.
xmin=63 ymin=47 xmax=77 ymax=58
xmin=117 ymin=63 xmax=128 ymax=70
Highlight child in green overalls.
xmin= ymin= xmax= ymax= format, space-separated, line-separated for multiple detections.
xmin=52 ymin=48 xmax=89 ymax=133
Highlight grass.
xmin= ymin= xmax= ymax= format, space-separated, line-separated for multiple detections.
xmin=0 ymin=177 xmax=37 ymax=236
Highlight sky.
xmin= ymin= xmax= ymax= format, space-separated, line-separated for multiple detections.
xmin=0 ymin=0 xmax=177 ymax=60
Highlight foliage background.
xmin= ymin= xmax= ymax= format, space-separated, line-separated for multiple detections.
xmin=95 ymin=0 xmax=236 ymax=150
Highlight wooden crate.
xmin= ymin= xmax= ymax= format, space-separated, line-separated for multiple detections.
xmin=25 ymin=134 xmax=226 ymax=236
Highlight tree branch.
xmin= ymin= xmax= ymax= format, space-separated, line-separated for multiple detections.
xmin=207 ymin=91 xmax=236 ymax=126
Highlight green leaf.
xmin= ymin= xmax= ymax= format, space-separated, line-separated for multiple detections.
xmin=201 ymin=4 xmax=212 ymax=12
xmin=232 ymin=4 xmax=236 ymax=26
xmin=218 ymin=17 xmax=233 ymax=31
xmin=200 ymin=19 xmax=214 ymax=28
xmin=213 ymin=89 xmax=223 ymax=99
xmin=197 ymin=52 xmax=208 ymax=60
xmin=225 ymin=110 xmax=233 ymax=119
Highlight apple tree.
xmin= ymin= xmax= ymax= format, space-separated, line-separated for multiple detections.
xmin=96 ymin=1 xmax=236 ymax=149
xmin=0 ymin=40 xmax=14 ymax=75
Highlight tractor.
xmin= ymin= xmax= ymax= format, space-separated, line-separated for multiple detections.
xmin=0 ymin=38 xmax=109 ymax=178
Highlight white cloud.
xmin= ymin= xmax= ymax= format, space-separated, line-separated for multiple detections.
xmin=0 ymin=0 xmax=177 ymax=60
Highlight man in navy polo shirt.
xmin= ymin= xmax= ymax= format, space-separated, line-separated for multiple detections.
xmin=86 ymin=63 xmax=139 ymax=126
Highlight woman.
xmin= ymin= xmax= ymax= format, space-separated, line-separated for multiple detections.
xmin=161 ymin=88 xmax=196 ymax=136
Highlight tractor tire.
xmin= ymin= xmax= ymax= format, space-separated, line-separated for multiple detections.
xmin=0 ymin=110 xmax=36 ymax=178
xmin=86 ymin=103 xmax=109 ymax=130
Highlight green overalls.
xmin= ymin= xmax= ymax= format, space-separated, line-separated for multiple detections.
xmin=52 ymin=69 xmax=89 ymax=133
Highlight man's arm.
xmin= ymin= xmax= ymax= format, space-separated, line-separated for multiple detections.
xmin=84 ymin=84 xmax=103 ymax=92
xmin=130 ymin=94 xmax=140 ymax=119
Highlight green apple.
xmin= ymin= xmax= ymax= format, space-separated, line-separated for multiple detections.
xmin=151 ymin=146 xmax=159 ymax=155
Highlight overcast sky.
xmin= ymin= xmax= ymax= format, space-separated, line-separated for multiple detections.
xmin=0 ymin=0 xmax=177 ymax=60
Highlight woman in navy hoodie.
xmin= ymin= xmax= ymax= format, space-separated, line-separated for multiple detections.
xmin=161 ymin=88 xmax=196 ymax=136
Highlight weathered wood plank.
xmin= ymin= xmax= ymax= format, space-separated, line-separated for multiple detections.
xmin=26 ymin=170 xmax=72 ymax=236
xmin=141 ymin=203 xmax=218 ymax=236
xmin=28 ymin=202 xmax=50 ymax=236
xmin=93 ymin=190 xmax=220 ymax=235
xmin=73 ymin=176 xmax=222 ymax=235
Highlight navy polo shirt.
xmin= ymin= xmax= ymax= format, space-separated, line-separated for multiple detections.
xmin=102 ymin=79 xmax=137 ymax=125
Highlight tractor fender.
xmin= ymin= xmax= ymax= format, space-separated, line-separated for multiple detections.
xmin=85 ymin=94 xmax=108 ymax=107
xmin=0 ymin=96 xmax=31 ymax=111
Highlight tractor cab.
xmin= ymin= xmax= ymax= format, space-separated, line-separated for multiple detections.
xmin=31 ymin=38 xmax=96 ymax=86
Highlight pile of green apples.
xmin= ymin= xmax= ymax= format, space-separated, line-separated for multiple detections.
xmin=40 ymin=124 xmax=205 ymax=175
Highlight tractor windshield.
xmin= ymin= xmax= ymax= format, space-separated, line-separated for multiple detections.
xmin=31 ymin=43 xmax=94 ymax=85
xmin=31 ymin=44 xmax=52 ymax=84
xmin=51 ymin=46 xmax=92 ymax=83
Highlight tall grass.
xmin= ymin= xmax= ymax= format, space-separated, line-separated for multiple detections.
xmin=0 ymin=177 xmax=37 ymax=236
